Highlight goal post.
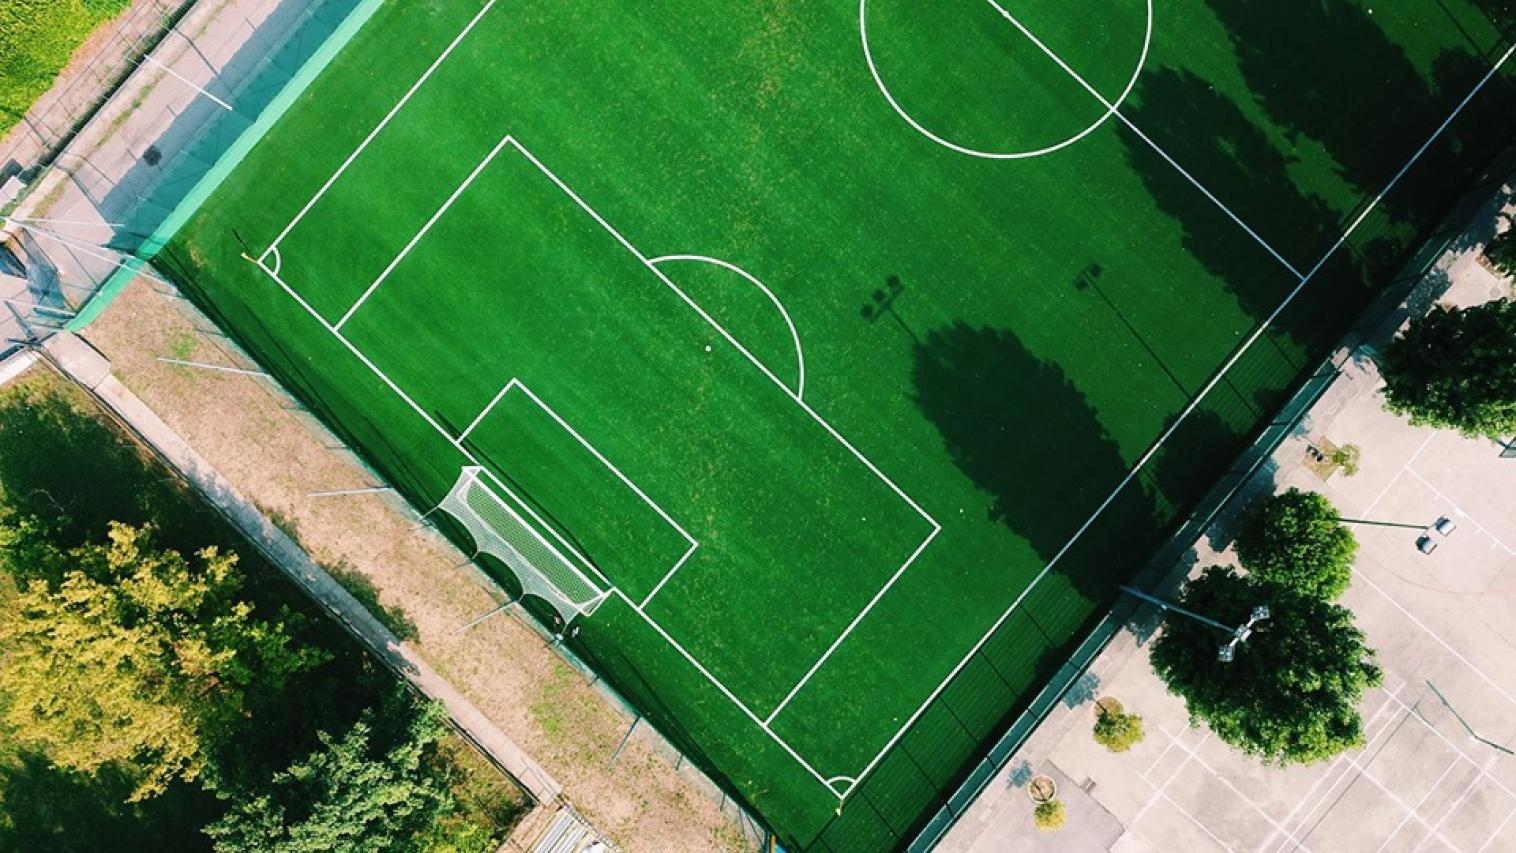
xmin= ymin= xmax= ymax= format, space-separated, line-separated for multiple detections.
xmin=435 ymin=466 xmax=611 ymax=624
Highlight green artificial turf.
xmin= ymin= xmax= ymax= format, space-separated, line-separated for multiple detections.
xmin=159 ymin=0 xmax=1516 ymax=847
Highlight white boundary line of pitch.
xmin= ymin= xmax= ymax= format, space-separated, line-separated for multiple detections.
xmin=834 ymin=2 xmax=1516 ymax=800
xmin=237 ymin=0 xmax=1516 ymax=804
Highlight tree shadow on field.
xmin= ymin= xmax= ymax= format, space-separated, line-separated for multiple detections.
xmin=910 ymin=323 xmax=1159 ymax=602
xmin=1204 ymin=0 xmax=1516 ymax=236
xmin=1118 ymin=67 xmax=1376 ymax=351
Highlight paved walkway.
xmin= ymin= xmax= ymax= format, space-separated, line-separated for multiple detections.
xmin=37 ymin=331 xmax=565 ymax=809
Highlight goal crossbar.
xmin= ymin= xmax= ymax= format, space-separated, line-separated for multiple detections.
xmin=436 ymin=466 xmax=610 ymax=624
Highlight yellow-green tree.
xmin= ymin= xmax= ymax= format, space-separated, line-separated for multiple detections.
xmin=0 ymin=523 xmax=325 ymax=801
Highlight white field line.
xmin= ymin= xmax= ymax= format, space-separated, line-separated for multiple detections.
xmin=858 ymin=0 xmax=1154 ymax=161
xmin=253 ymin=255 xmax=840 ymax=790
xmin=640 ymin=540 xmax=701 ymax=608
xmin=507 ymin=137 xmax=943 ymax=747
xmin=1377 ymin=755 xmax=1463 ymax=853
xmin=501 ymin=379 xmax=704 ymax=607
xmin=980 ymin=0 xmax=1304 ymax=280
xmin=260 ymin=0 xmax=499 ymax=260
xmin=138 ymin=52 xmax=234 ymax=112
xmin=765 ymin=524 xmax=941 ymax=723
xmin=1264 ymin=687 xmax=1403 ymax=853
xmin=336 ymin=133 xmax=513 ymax=330
xmin=267 ymin=246 xmax=283 ymax=277
xmin=245 ymin=4 xmax=1516 ymax=806
xmin=459 ymin=378 xmax=518 ymax=444
xmin=1300 ymin=40 xmax=1516 ymax=282
xmin=649 ymin=254 xmax=807 ymax=399
xmin=844 ymin=8 xmax=1516 ymax=809
xmin=506 ymin=380 xmax=699 ymax=549
xmin=610 ymin=588 xmax=845 ymax=794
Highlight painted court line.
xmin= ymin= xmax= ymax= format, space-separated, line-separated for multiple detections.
xmin=1264 ymin=688 xmax=1403 ymax=852
xmin=1159 ymin=725 xmax=1313 ymax=853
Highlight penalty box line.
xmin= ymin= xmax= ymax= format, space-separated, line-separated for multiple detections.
xmin=249 ymin=253 xmax=849 ymax=798
xmin=251 ymin=135 xmax=945 ymax=798
xmin=455 ymin=376 xmax=702 ymax=606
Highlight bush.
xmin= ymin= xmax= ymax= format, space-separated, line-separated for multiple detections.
xmin=1487 ymin=227 xmax=1516 ymax=277
xmin=1093 ymin=709 xmax=1145 ymax=753
xmin=1235 ymin=489 xmax=1356 ymax=600
xmin=1033 ymin=799 xmax=1066 ymax=832
xmin=1329 ymin=444 xmax=1361 ymax=477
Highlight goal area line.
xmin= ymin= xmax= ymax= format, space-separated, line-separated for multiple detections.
xmin=235 ymin=0 xmax=1516 ymax=805
xmin=453 ymin=375 xmax=700 ymax=609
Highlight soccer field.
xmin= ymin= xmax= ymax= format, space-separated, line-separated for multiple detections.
xmin=157 ymin=0 xmax=1516 ymax=847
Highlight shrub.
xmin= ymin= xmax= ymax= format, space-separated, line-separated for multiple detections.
xmin=1093 ymin=709 xmax=1145 ymax=753
xmin=1033 ymin=799 xmax=1066 ymax=832
xmin=1486 ymin=227 xmax=1516 ymax=277
xmin=1329 ymin=444 xmax=1361 ymax=477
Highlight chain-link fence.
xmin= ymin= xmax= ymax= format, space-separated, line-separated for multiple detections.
xmin=1 ymin=0 xmax=364 ymax=357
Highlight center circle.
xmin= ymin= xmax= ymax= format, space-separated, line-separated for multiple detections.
xmin=859 ymin=0 xmax=1152 ymax=159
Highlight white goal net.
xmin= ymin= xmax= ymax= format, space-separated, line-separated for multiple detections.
xmin=436 ymin=467 xmax=610 ymax=624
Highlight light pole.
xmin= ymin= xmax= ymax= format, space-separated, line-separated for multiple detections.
xmin=1120 ymin=585 xmax=1271 ymax=663
xmin=1334 ymin=515 xmax=1456 ymax=554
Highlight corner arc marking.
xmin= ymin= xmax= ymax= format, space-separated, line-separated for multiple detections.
xmin=649 ymin=254 xmax=807 ymax=400
xmin=859 ymin=0 xmax=1152 ymax=160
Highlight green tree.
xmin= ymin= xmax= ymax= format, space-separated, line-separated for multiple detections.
xmin=1234 ymin=489 xmax=1357 ymax=600
xmin=203 ymin=702 xmax=464 ymax=852
xmin=0 ymin=523 xmax=325 ymax=801
xmin=1381 ymin=299 xmax=1516 ymax=439
xmin=1149 ymin=566 xmax=1382 ymax=765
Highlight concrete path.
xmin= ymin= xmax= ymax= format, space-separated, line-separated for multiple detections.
xmin=37 ymin=331 xmax=565 ymax=807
